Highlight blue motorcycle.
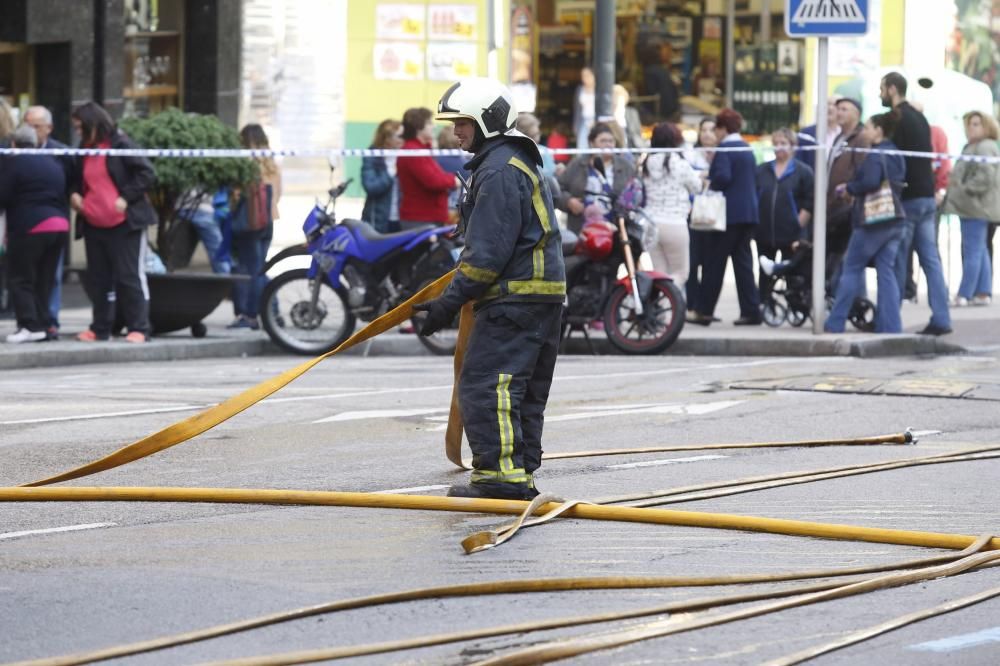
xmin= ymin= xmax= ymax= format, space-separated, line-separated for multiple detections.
xmin=260 ymin=178 xmax=461 ymax=355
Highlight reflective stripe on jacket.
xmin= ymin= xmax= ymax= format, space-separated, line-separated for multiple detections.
xmin=443 ymin=135 xmax=566 ymax=310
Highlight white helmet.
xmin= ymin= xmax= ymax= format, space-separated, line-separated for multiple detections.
xmin=436 ymin=77 xmax=518 ymax=139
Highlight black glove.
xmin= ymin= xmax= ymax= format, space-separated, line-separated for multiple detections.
xmin=413 ymin=298 xmax=458 ymax=336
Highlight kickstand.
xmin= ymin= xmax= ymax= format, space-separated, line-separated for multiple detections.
xmin=580 ymin=324 xmax=597 ymax=355
xmin=362 ymin=337 xmax=375 ymax=358
xmin=560 ymin=323 xmax=598 ymax=356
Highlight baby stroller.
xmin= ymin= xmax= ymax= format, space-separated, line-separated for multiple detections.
xmin=759 ymin=241 xmax=875 ymax=331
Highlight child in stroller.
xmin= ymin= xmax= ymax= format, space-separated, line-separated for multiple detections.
xmin=758 ymin=240 xmax=876 ymax=331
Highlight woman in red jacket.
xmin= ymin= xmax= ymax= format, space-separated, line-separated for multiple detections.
xmin=396 ymin=107 xmax=458 ymax=229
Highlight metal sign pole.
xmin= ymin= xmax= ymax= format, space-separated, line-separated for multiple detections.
xmin=811 ymin=37 xmax=829 ymax=334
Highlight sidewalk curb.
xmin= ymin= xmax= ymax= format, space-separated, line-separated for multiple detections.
xmin=0 ymin=330 xmax=966 ymax=370
xmin=0 ymin=337 xmax=278 ymax=370
xmin=560 ymin=334 xmax=964 ymax=358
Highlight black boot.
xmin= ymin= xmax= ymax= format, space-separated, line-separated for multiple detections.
xmin=448 ymin=481 xmax=539 ymax=501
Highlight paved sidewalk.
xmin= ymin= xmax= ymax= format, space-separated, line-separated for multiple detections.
xmin=0 ymin=275 xmax=992 ymax=370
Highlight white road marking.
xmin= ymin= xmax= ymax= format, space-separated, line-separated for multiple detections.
xmin=0 ymin=522 xmax=117 ymax=540
xmin=606 ymin=454 xmax=728 ymax=470
xmin=375 ymin=484 xmax=450 ymax=494
xmin=1 ymin=405 xmax=212 ymax=426
xmin=5 ymin=358 xmax=815 ymax=426
xmin=420 ymin=400 xmax=744 ymax=431
xmin=910 ymin=626 xmax=1000 ymax=652
xmin=544 ymin=400 xmax=744 ymax=422
xmin=313 ymin=407 xmax=450 ymax=424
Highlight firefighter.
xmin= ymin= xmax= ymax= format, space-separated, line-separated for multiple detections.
xmin=415 ymin=77 xmax=566 ymax=501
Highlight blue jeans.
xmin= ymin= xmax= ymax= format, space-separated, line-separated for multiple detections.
xmin=895 ymin=197 xmax=951 ymax=328
xmin=958 ymin=218 xmax=992 ymax=299
xmin=825 ymin=223 xmax=903 ymax=333
xmin=231 ymin=229 xmax=271 ymax=319
xmin=189 ymin=208 xmax=232 ymax=274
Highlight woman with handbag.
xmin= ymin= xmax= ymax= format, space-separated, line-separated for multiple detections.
xmin=684 ymin=117 xmax=717 ymax=321
xmin=826 ymin=111 xmax=905 ymax=333
xmin=944 ymin=111 xmax=1000 ymax=307
xmin=692 ymin=108 xmax=761 ymax=326
xmin=228 ymin=124 xmax=281 ymax=330
xmin=642 ymin=122 xmax=702 ymax=288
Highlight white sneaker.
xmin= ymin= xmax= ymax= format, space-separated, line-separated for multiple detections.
xmin=953 ymin=296 xmax=969 ymax=307
xmin=973 ymin=294 xmax=992 ymax=306
xmin=6 ymin=328 xmax=47 ymax=343
xmin=759 ymin=256 xmax=776 ymax=276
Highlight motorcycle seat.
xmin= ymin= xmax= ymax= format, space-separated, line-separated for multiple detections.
xmin=342 ymin=218 xmax=435 ymax=241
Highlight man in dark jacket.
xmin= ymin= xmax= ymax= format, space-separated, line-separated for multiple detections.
xmin=416 ymin=77 xmax=566 ymax=501
xmin=827 ymin=98 xmax=870 ymax=257
xmin=880 ymin=72 xmax=951 ymax=335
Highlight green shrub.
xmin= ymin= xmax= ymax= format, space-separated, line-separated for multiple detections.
xmin=120 ymin=108 xmax=258 ymax=266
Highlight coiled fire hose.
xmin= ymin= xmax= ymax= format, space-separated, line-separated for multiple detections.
xmin=4 ymin=269 xmax=1000 ymax=664
xmin=8 ymin=536 xmax=997 ymax=666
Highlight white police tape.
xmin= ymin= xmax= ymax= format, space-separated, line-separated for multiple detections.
xmin=2 ymin=144 xmax=998 ymax=164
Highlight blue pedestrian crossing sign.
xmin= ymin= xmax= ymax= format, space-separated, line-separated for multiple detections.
xmin=785 ymin=0 xmax=869 ymax=37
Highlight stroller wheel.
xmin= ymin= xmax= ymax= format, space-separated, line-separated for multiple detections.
xmin=762 ymin=300 xmax=787 ymax=327
xmin=849 ymin=298 xmax=876 ymax=332
xmin=788 ymin=308 xmax=809 ymax=327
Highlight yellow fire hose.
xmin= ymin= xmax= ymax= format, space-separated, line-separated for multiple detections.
xmin=611 ymin=447 xmax=1000 ymax=507
xmin=19 ymin=271 xmax=458 ymax=488
xmin=5 ymin=262 xmax=998 ymax=663
xmin=473 ymin=549 xmax=1000 ymax=666
xmin=454 ymin=448 xmax=1000 ymax=553
xmin=543 ymin=429 xmax=915 ymax=460
xmin=2 ymin=486 xmax=998 ymax=553
xmin=766 ymin=583 xmax=1000 ymax=666
xmin=10 ymin=537 xmax=994 ymax=666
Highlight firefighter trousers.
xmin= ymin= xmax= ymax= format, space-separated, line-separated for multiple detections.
xmin=459 ymin=301 xmax=564 ymax=488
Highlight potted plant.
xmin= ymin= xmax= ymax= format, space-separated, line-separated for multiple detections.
xmin=115 ymin=109 xmax=259 ymax=337
xmin=119 ymin=108 xmax=258 ymax=268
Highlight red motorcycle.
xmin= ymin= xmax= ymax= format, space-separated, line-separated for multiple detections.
xmin=562 ymin=185 xmax=685 ymax=355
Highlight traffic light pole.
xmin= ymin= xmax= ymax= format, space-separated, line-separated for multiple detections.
xmin=811 ymin=37 xmax=829 ymax=335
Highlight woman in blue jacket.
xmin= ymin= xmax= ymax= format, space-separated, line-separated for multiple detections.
xmin=755 ymin=128 xmax=813 ymax=301
xmin=360 ymin=119 xmax=403 ymax=233
xmin=825 ymin=111 xmax=905 ymax=334
xmin=691 ymin=108 xmax=761 ymax=326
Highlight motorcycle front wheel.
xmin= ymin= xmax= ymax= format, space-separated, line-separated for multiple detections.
xmin=603 ymin=278 xmax=685 ymax=355
xmin=260 ymin=268 xmax=356 ymax=355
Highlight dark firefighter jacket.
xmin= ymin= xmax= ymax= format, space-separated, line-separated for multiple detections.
xmin=442 ymin=131 xmax=566 ymax=310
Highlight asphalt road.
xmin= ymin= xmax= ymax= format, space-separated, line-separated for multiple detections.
xmin=2 ymin=352 xmax=1000 ymax=664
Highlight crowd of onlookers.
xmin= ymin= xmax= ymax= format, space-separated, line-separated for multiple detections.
xmin=3 ymin=69 xmax=998 ymax=346
xmin=361 ymin=71 xmax=1000 ymax=337
xmin=0 ymin=99 xmax=281 ymax=343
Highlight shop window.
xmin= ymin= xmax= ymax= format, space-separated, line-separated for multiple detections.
xmin=123 ymin=0 xmax=183 ymax=117
xmin=0 ymin=42 xmax=32 ymax=121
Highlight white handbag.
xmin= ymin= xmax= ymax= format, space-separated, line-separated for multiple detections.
xmin=690 ymin=189 xmax=727 ymax=232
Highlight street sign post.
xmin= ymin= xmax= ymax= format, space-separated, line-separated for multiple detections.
xmin=784 ymin=0 xmax=869 ymax=333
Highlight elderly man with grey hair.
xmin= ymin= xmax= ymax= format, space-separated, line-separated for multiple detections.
xmin=24 ymin=105 xmax=71 ymax=337
xmin=0 ymin=124 xmax=72 ymax=343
